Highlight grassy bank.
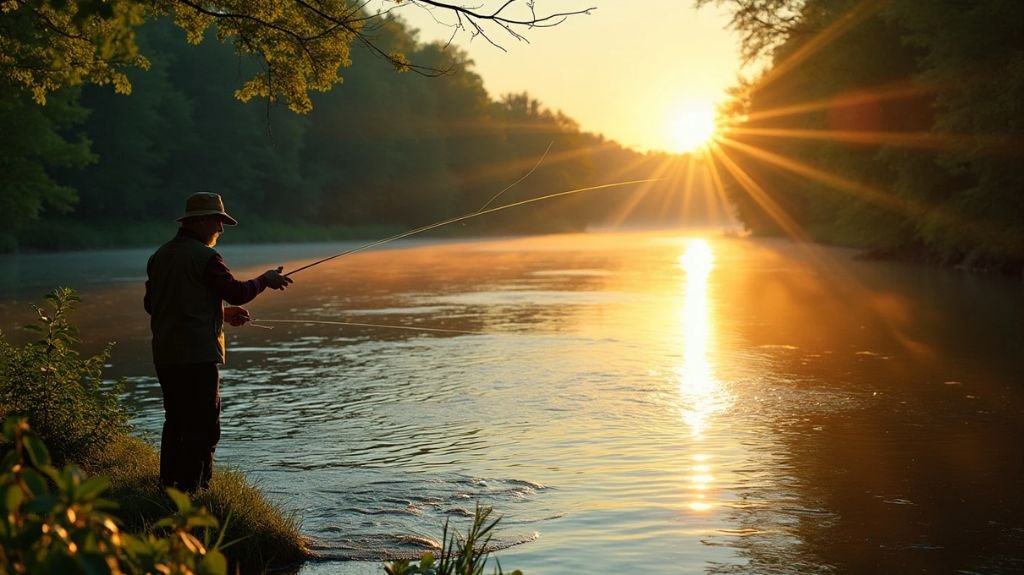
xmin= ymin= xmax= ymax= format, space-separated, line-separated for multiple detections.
xmin=0 ymin=288 xmax=310 ymax=572
xmin=85 ymin=434 xmax=311 ymax=572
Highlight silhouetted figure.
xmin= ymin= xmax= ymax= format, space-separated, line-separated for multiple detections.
xmin=144 ymin=192 xmax=292 ymax=492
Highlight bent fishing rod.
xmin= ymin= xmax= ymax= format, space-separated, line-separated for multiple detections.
xmin=283 ymin=176 xmax=662 ymax=277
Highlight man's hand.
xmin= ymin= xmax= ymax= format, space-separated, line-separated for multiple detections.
xmin=224 ymin=306 xmax=251 ymax=327
xmin=262 ymin=267 xmax=294 ymax=290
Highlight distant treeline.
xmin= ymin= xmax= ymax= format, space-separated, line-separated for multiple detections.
xmin=712 ymin=0 xmax=1023 ymax=274
xmin=0 ymin=15 xmax=718 ymax=252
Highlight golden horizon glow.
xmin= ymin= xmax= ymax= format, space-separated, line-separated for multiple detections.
xmin=669 ymin=102 xmax=719 ymax=154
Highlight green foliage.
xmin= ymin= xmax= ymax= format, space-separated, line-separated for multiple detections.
xmin=385 ymin=503 xmax=523 ymax=575
xmin=2 ymin=1 xmax=586 ymax=113
xmin=0 ymin=290 xmax=308 ymax=572
xmin=0 ymin=416 xmax=228 ymax=575
xmin=1 ymin=0 xmax=351 ymax=112
xmin=0 ymin=87 xmax=94 ymax=241
xmin=712 ymin=0 xmax=1024 ymax=272
xmin=0 ymin=0 xmax=150 ymax=105
xmin=0 ymin=288 xmax=128 ymax=466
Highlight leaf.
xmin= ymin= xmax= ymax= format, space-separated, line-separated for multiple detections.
xmin=1 ymin=450 xmax=20 ymax=470
xmin=93 ymin=497 xmax=120 ymax=511
xmin=75 ymin=475 xmax=111 ymax=501
xmin=385 ymin=559 xmax=411 ymax=575
xmin=165 ymin=487 xmax=192 ymax=513
xmin=40 ymin=464 xmax=62 ymax=485
xmin=4 ymin=484 xmax=24 ymax=511
xmin=23 ymin=431 xmax=51 ymax=467
xmin=186 ymin=513 xmax=219 ymax=529
xmin=2 ymin=417 xmax=26 ymax=439
xmin=23 ymin=493 xmax=61 ymax=514
xmin=199 ymin=549 xmax=228 ymax=575
xmin=76 ymin=552 xmax=114 ymax=575
xmin=20 ymin=467 xmax=49 ymax=496
xmin=179 ymin=531 xmax=206 ymax=555
xmin=153 ymin=517 xmax=177 ymax=529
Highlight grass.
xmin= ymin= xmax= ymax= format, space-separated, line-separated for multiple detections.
xmin=83 ymin=433 xmax=311 ymax=573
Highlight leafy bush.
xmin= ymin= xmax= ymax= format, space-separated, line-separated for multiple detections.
xmin=0 ymin=417 xmax=228 ymax=575
xmin=385 ymin=504 xmax=523 ymax=575
xmin=0 ymin=287 xmax=128 ymax=465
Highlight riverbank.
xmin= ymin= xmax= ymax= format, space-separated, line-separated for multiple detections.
xmin=87 ymin=433 xmax=312 ymax=572
xmin=0 ymin=288 xmax=311 ymax=573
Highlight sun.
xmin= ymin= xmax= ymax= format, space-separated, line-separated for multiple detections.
xmin=668 ymin=101 xmax=719 ymax=154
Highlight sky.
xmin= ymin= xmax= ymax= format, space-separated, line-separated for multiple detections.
xmin=380 ymin=1 xmax=746 ymax=153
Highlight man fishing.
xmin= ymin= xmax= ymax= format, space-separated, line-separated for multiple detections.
xmin=144 ymin=191 xmax=293 ymax=493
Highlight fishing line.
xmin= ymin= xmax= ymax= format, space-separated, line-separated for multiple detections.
xmin=476 ymin=141 xmax=553 ymax=212
xmin=247 ymin=318 xmax=479 ymax=335
xmin=284 ymin=143 xmax=552 ymax=277
xmin=284 ymin=176 xmax=662 ymax=276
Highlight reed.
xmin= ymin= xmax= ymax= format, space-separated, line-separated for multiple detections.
xmin=385 ymin=503 xmax=523 ymax=575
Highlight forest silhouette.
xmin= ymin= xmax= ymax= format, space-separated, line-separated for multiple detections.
xmin=2 ymin=0 xmax=1021 ymax=275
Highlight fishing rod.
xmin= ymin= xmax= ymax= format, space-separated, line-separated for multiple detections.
xmin=246 ymin=318 xmax=479 ymax=335
xmin=284 ymin=176 xmax=662 ymax=277
xmin=282 ymin=144 xmax=551 ymax=277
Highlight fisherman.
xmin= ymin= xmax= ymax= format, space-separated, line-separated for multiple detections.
xmin=144 ymin=191 xmax=293 ymax=493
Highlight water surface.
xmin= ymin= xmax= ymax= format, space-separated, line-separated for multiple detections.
xmin=1 ymin=231 xmax=1021 ymax=574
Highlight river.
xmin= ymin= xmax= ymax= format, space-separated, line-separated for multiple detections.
xmin=1 ymin=230 xmax=1021 ymax=574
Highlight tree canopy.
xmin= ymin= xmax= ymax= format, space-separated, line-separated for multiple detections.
xmin=1 ymin=13 xmax=711 ymax=251
xmin=1 ymin=0 xmax=593 ymax=112
xmin=707 ymin=0 xmax=1024 ymax=273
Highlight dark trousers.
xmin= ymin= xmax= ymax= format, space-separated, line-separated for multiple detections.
xmin=155 ymin=363 xmax=221 ymax=493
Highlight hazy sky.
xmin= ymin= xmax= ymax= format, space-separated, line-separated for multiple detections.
xmin=382 ymin=1 xmax=745 ymax=153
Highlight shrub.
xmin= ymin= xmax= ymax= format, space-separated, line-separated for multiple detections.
xmin=0 ymin=417 xmax=228 ymax=575
xmin=0 ymin=287 xmax=128 ymax=465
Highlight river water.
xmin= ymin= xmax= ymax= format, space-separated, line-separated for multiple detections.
xmin=1 ymin=230 xmax=1021 ymax=574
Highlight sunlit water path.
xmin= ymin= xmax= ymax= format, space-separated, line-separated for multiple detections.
xmin=1 ymin=231 xmax=1021 ymax=574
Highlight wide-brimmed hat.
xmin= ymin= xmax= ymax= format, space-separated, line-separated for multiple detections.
xmin=176 ymin=192 xmax=238 ymax=226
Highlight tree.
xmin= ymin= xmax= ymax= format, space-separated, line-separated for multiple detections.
xmin=1 ymin=0 xmax=594 ymax=112
xmin=708 ymin=0 xmax=1023 ymax=271
xmin=0 ymin=87 xmax=93 ymax=249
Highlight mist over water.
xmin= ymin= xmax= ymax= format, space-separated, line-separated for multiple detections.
xmin=2 ymin=230 xmax=1021 ymax=574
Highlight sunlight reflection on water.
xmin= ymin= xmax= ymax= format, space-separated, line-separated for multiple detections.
xmin=3 ymin=231 xmax=1022 ymax=574
xmin=675 ymin=239 xmax=732 ymax=515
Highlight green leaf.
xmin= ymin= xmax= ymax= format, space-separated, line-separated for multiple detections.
xmin=153 ymin=517 xmax=177 ymax=529
xmin=1 ymin=450 xmax=19 ymax=470
xmin=2 ymin=417 xmax=26 ymax=439
xmin=20 ymin=467 xmax=48 ymax=496
xmin=40 ymin=464 xmax=62 ymax=485
xmin=199 ymin=549 xmax=228 ymax=575
xmin=23 ymin=493 xmax=61 ymax=514
xmin=4 ymin=484 xmax=24 ymax=511
xmin=75 ymin=475 xmax=111 ymax=501
xmin=23 ymin=431 xmax=51 ymax=467
xmin=166 ymin=487 xmax=192 ymax=512
xmin=186 ymin=513 xmax=220 ymax=529
xmin=93 ymin=497 xmax=119 ymax=511
xmin=76 ymin=551 xmax=114 ymax=575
